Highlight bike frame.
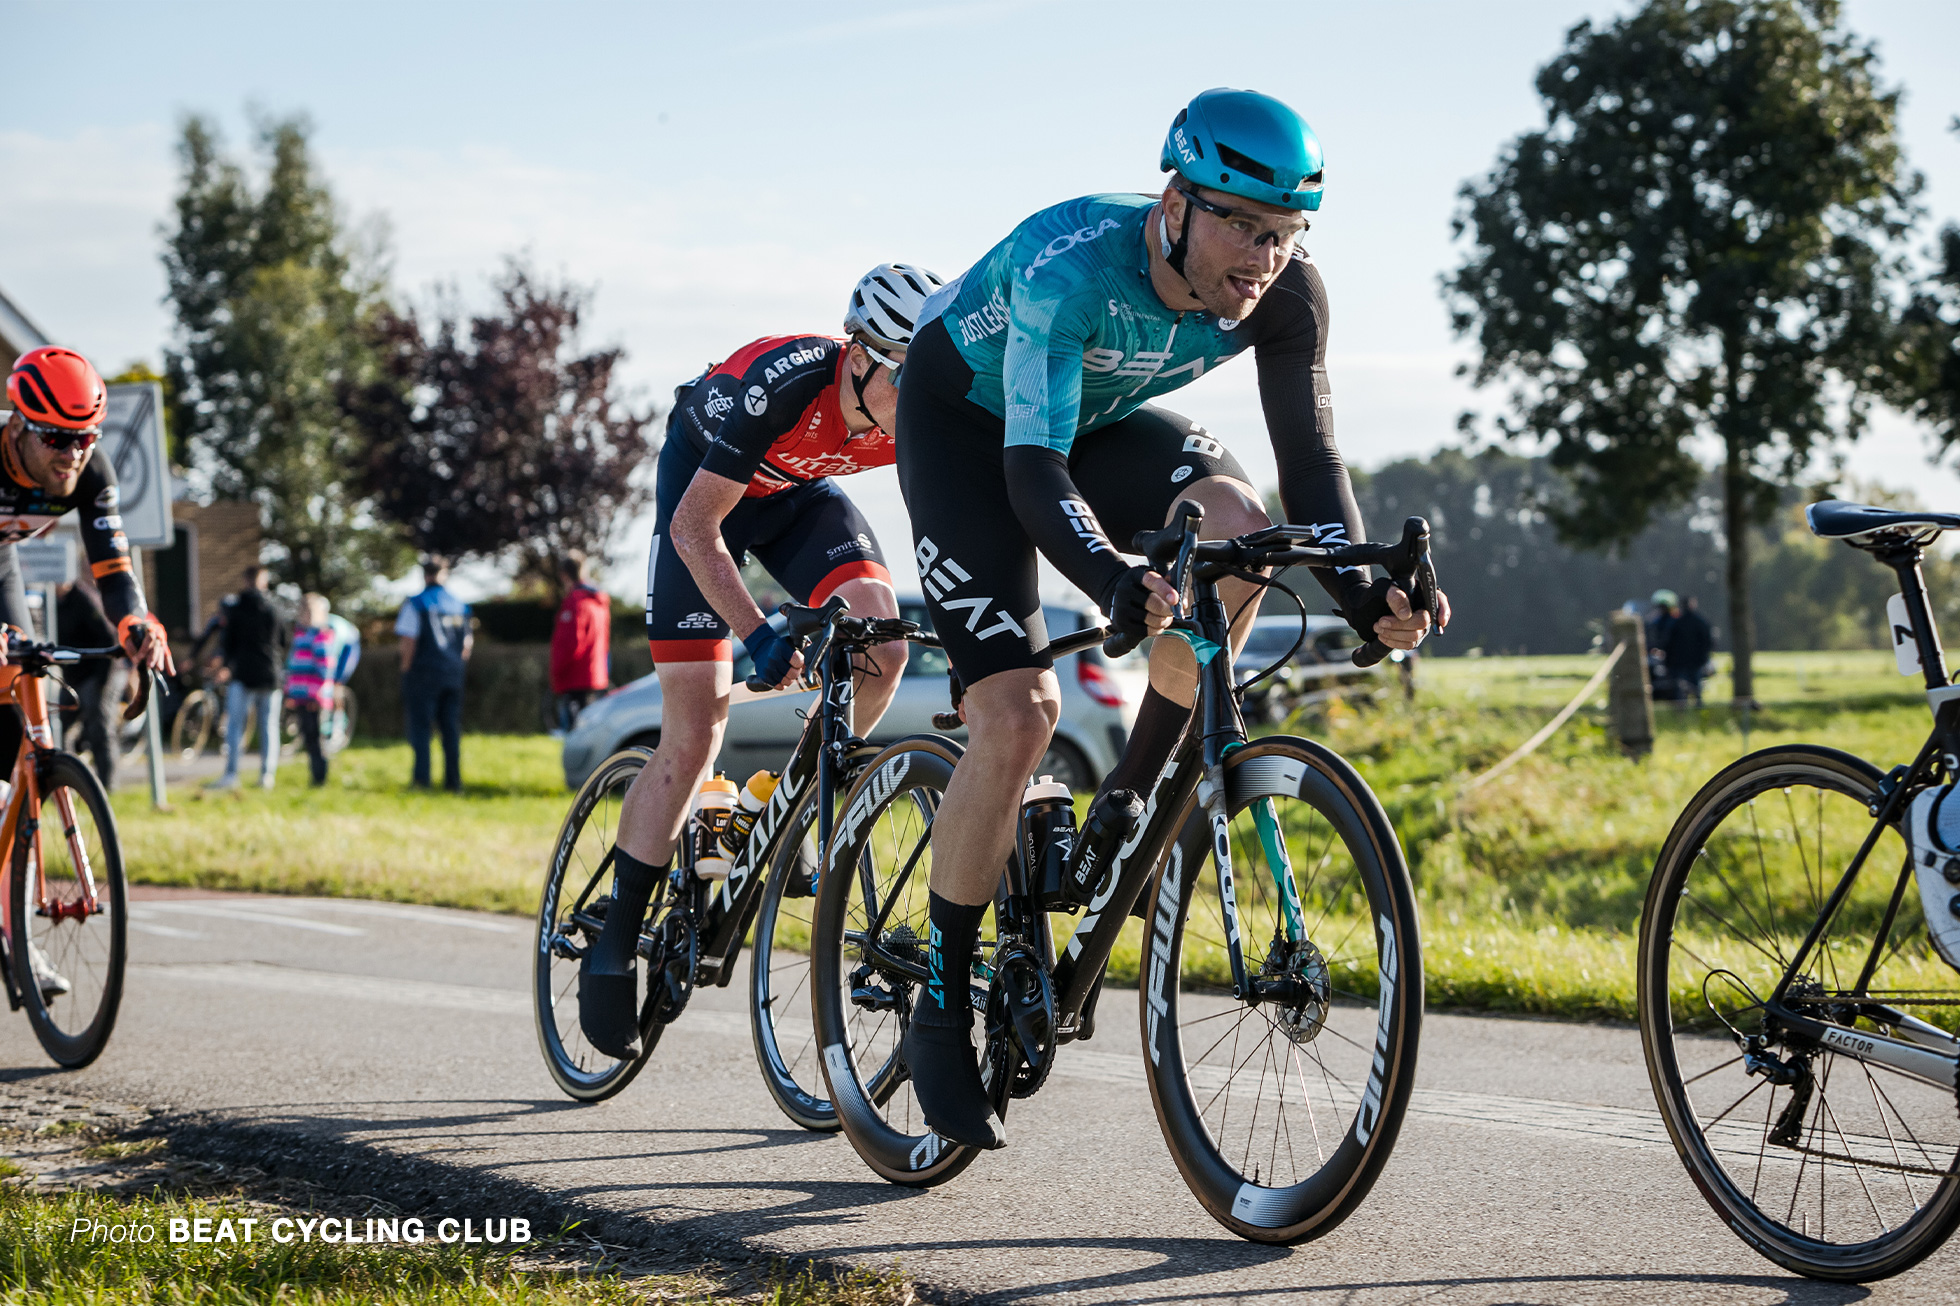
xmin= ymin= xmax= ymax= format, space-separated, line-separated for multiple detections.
xmin=1754 ymin=531 xmax=1960 ymax=1090
xmin=0 ymin=660 xmax=99 ymax=1009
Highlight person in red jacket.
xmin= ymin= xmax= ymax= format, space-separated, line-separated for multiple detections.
xmin=549 ymin=552 xmax=611 ymax=732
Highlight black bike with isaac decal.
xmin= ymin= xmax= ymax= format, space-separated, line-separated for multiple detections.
xmin=810 ymin=503 xmax=1441 ymax=1244
xmin=533 ymin=597 xmax=947 ymax=1129
xmin=1638 ymin=500 xmax=1960 ymax=1282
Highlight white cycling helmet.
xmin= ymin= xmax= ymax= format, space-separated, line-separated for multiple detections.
xmin=843 ymin=263 xmax=944 ymax=364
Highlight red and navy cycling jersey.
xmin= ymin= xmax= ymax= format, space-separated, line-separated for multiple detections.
xmin=669 ymin=335 xmax=891 ymax=498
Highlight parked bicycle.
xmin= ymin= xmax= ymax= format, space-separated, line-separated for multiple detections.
xmin=1 ymin=636 xmax=150 ymax=1067
xmin=533 ymin=598 xmax=946 ymax=1128
xmin=811 ymin=505 xmax=1441 ymax=1244
xmin=173 ymin=676 xmax=357 ymax=763
xmin=1638 ymin=499 xmax=1960 ymax=1282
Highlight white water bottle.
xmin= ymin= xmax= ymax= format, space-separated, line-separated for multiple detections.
xmin=691 ymin=776 xmax=739 ymax=879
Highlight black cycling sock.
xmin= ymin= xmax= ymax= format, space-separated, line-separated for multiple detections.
xmin=917 ymin=892 xmax=986 ymax=1027
xmin=1105 ymin=685 xmax=1191 ymax=798
xmin=580 ymin=847 xmax=666 ymax=1059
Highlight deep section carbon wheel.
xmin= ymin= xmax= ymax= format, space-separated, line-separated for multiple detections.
xmin=750 ymin=781 xmax=837 ymax=1131
xmin=534 ymin=748 xmax=666 ymax=1101
xmin=10 ymin=752 xmax=127 ymax=1068
xmin=1141 ymin=737 xmax=1422 ymax=1244
xmin=1639 ymin=745 xmax=1960 ymax=1281
xmin=811 ymin=737 xmax=981 ymax=1187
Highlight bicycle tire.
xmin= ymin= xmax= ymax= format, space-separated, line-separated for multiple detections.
xmin=171 ymin=689 xmax=216 ymax=762
xmin=750 ymin=782 xmax=837 ymax=1131
xmin=534 ymin=747 xmax=666 ymax=1101
xmin=811 ymin=736 xmax=981 ymax=1186
xmin=10 ymin=751 xmax=128 ymax=1069
xmin=1143 ymin=736 xmax=1422 ymax=1244
xmin=1638 ymin=745 xmax=1960 ymax=1281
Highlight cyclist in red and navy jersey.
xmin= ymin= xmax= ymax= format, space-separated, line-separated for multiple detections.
xmin=578 ymin=264 xmax=942 ymax=1058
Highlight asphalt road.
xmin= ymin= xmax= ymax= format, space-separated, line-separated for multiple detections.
xmin=4 ymin=888 xmax=1955 ymax=1305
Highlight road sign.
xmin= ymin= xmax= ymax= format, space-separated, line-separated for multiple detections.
xmin=101 ymin=382 xmax=173 ymax=549
xmin=16 ymin=536 xmax=73 ymax=585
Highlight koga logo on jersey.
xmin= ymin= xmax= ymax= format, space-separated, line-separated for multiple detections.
xmin=954 ymin=287 xmax=1009 ymax=348
xmin=702 ymin=390 xmax=735 ymax=420
xmin=831 ymin=752 xmax=914 ymax=862
xmin=916 ymin=538 xmax=1027 ymax=642
xmin=1355 ymin=916 xmax=1398 ymax=1146
xmin=744 ymin=386 xmax=769 ymax=417
xmin=1023 ymin=218 xmax=1123 ymax=280
xmin=1145 ymin=843 xmax=1186 ymax=1065
xmin=762 ymin=345 xmax=826 ymax=383
xmin=676 ymin=611 xmax=719 ymax=629
xmin=1058 ymin=499 xmax=1114 ymax=556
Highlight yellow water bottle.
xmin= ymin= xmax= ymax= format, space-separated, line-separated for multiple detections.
xmin=719 ymin=771 xmax=781 ymax=857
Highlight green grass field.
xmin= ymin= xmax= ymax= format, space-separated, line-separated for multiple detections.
xmin=117 ymin=650 xmax=1936 ymax=1021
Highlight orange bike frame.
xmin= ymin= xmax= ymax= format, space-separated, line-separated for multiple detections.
xmin=0 ymin=662 xmax=94 ymax=946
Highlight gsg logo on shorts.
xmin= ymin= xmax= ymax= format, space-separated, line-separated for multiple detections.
xmin=677 ymin=611 xmax=719 ymax=629
xmin=744 ymin=386 xmax=768 ymax=417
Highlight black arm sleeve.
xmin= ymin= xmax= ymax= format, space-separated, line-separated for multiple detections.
xmin=1249 ymin=255 xmax=1368 ymax=609
xmin=71 ymin=458 xmax=147 ymax=627
xmin=1003 ymin=445 xmax=1130 ymax=613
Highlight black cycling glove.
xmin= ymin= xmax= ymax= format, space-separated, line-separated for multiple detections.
xmin=1102 ymin=564 xmax=1161 ymax=646
xmin=1335 ymin=576 xmax=1399 ymax=644
xmin=743 ymin=618 xmax=798 ymax=688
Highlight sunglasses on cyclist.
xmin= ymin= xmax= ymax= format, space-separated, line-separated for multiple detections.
xmin=20 ymin=419 xmax=101 ymax=454
xmin=1172 ymin=182 xmax=1311 ymax=252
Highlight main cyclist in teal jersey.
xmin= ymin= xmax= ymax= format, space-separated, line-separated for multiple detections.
xmin=894 ymin=89 xmax=1450 ymax=1147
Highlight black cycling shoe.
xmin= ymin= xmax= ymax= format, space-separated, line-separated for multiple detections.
xmin=579 ymin=897 xmax=648 ymax=1060
xmin=902 ymin=1018 xmax=1006 ymax=1150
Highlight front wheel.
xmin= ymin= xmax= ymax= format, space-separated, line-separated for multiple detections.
xmin=170 ymin=689 xmax=218 ymax=762
xmin=1142 ymin=737 xmax=1422 ymax=1244
xmin=534 ymin=747 xmax=667 ymax=1101
xmin=750 ymin=778 xmax=837 ymax=1131
xmin=10 ymin=752 xmax=128 ymax=1068
xmin=1638 ymin=745 xmax=1960 ymax=1281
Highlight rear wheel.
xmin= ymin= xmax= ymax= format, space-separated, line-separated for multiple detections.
xmin=812 ymin=738 xmax=980 ymax=1186
xmin=10 ymin=752 xmax=128 ymax=1068
xmin=1638 ymin=746 xmax=1960 ymax=1281
xmin=534 ymin=747 xmax=667 ymax=1101
xmin=171 ymin=689 xmax=218 ymax=762
xmin=1143 ymin=737 xmax=1422 ymax=1244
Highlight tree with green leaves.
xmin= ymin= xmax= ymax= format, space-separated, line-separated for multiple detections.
xmin=1447 ymin=0 xmax=1919 ymax=701
xmin=162 ymin=112 xmax=410 ymax=600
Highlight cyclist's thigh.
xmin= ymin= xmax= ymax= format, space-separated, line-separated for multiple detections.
xmin=1068 ymin=404 xmax=1252 ymax=548
xmin=747 ymin=478 xmax=894 ymax=611
xmin=644 ymin=435 xmax=747 ymax=666
xmin=894 ymin=320 xmax=1047 ymax=688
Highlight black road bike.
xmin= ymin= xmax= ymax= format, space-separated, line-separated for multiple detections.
xmin=1639 ymin=499 xmax=1960 ymax=1281
xmin=811 ymin=505 xmax=1441 ymax=1243
xmin=534 ymin=599 xmax=947 ymax=1129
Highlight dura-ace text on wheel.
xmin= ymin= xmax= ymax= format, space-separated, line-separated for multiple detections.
xmin=1143 ymin=737 xmax=1421 ymax=1243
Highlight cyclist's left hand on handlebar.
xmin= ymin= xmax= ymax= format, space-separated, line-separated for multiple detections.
xmin=742 ymin=621 xmax=804 ymax=690
xmin=1370 ymin=582 xmax=1450 ymax=651
xmin=1106 ymin=566 xmax=1177 ymax=645
xmin=122 ymin=620 xmax=176 ymax=677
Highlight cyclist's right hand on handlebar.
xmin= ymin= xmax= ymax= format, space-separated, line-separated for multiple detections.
xmin=1104 ymin=565 xmax=1176 ymax=647
xmin=742 ymin=619 xmax=802 ymax=690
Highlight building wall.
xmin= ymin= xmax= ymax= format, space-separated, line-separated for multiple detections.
xmin=139 ymin=500 xmax=261 ymax=635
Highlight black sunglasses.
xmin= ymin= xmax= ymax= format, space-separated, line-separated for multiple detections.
xmin=21 ymin=419 xmax=101 ymax=453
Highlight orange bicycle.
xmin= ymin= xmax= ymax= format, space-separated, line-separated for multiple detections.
xmin=0 ymin=636 xmax=149 ymax=1067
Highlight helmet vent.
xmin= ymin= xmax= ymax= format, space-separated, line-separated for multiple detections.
xmin=1217 ymin=143 xmax=1286 ymax=188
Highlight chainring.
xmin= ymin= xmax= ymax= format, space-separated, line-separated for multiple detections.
xmin=642 ymin=907 xmax=699 ymax=1027
xmin=985 ymin=940 xmax=1057 ymax=1100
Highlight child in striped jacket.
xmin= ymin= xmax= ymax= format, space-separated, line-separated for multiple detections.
xmin=285 ymin=594 xmax=337 ymax=786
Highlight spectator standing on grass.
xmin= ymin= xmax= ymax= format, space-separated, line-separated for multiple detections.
xmin=285 ymin=593 xmax=337 ymax=786
xmin=1646 ymin=589 xmax=1679 ymax=694
xmin=549 ymin=552 xmax=610 ymax=733
xmin=397 ymin=557 xmax=471 ymax=792
xmin=210 ymin=564 xmax=289 ymax=791
xmin=1664 ymin=595 xmax=1715 ymax=707
xmin=56 ymin=576 xmax=124 ymax=790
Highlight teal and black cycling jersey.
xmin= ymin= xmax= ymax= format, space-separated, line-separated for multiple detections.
xmin=920 ymin=192 xmax=1331 ymax=455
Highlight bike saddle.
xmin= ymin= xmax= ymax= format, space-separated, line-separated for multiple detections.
xmin=1806 ymin=499 xmax=1960 ymax=541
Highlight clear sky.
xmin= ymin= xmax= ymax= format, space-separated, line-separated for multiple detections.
xmin=3 ymin=0 xmax=1956 ymax=599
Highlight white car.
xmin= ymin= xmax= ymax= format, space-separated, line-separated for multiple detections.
xmin=561 ymin=599 xmax=1145 ymax=791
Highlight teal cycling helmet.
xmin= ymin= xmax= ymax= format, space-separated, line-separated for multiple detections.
xmin=1161 ymin=88 xmax=1324 ymax=211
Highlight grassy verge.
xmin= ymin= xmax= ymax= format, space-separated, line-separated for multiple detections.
xmin=0 ymin=1111 xmax=913 ymax=1305
xmin=116 ymin=652 xmax=1937 ymax=1022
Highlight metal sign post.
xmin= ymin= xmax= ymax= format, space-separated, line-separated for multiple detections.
xmin=100 ymin=384 xmax=173 ymax=810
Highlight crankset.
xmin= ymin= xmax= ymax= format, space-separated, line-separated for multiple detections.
xmin=985 ymin=939 xmax=1057 ymax=1100
xmin=642 ymin=908 xmax=698 ymax=1027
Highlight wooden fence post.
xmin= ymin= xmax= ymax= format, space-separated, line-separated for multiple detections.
xmin=1609 ymin=610 xmax=1654 ymax=759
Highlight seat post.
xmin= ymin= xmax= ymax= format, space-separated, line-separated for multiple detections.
xmin=1878 ymin=543 xmax=1949 ymax=691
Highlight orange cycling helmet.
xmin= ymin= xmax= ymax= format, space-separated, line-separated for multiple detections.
xmin=8 ymin=347 xmax=107 ymax=431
